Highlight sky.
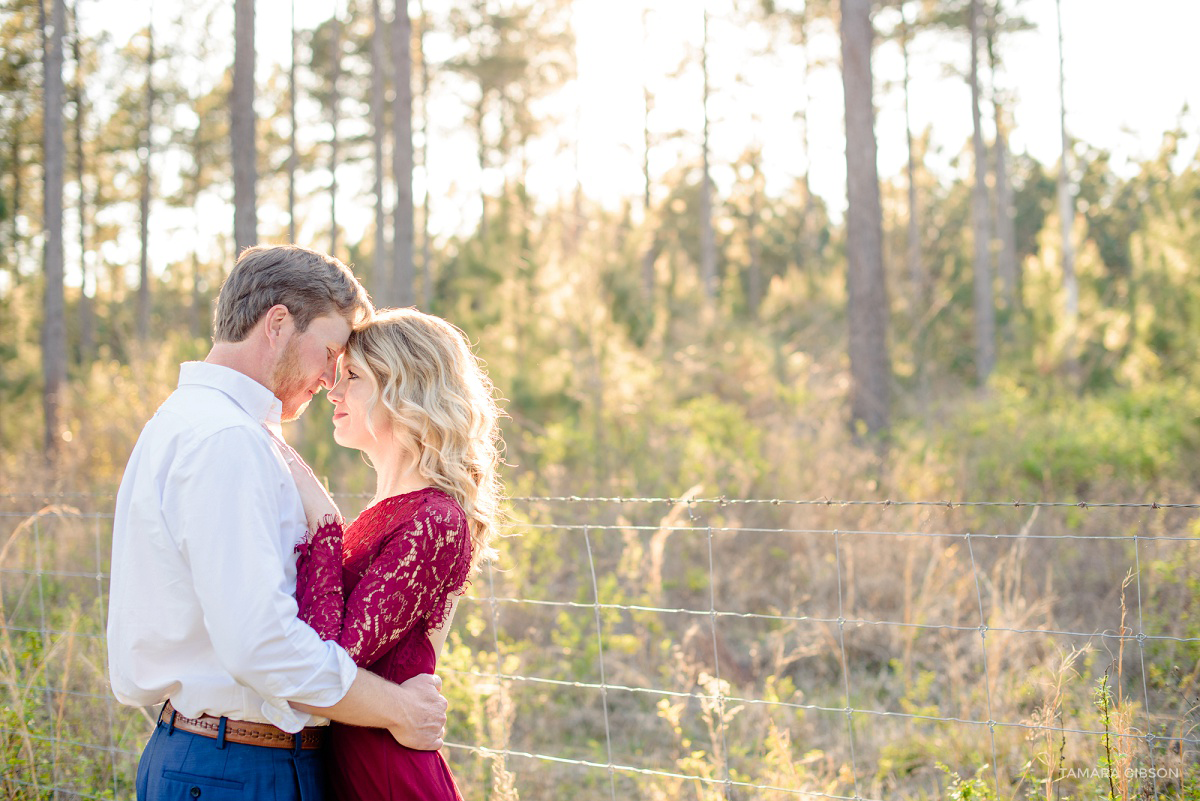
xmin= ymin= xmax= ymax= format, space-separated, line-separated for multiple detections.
xmin=567 ymin=0 xmax=1200 ymax=221
xmin=83 ymin=0 xmax=1200 ymax=253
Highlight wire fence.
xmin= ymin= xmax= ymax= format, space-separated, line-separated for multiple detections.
xmin=1 ymin=492 xmax=1197 ymax=800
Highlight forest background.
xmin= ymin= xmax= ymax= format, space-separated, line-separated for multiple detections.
xmin=2 ymin=0 xmax=1199 ymax=798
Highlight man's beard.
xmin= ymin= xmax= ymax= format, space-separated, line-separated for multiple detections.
xmin=271 ymin=339 xmax=311 ymax=422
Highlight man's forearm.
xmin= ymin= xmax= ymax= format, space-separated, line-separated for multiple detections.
xmin=293 ymin=669 xmax=397 ymax=726
xmin=291 ymin=669 xmax=447 ymax=750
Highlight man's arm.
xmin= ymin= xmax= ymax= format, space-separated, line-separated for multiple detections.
xmin=164 ymin=429 xmax=360 ymax=730
xmin=292 ymin=670 xmax=448 ymax=750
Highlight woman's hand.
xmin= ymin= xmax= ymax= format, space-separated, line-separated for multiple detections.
xmin=284 ymin=451 xmax=341 ymax=531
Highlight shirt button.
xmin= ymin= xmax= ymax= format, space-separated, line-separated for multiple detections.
xmin=190 ymin=788 xmax=201 ymax=798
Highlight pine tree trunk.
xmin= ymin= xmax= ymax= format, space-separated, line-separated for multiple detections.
xmin=137 ymin=22 xmax=154 ymax=342
xmin=42 ymin=0 xmax=67 ymax=461
xmin=698 ymin=9 xmax=717 ymax=306
xmin=329 ymin=12 xmax=341 ymax=257
xmin=370 ymin=0 xmax=387 ymax=301
xmin=798 ymin=2 xmax=818 ymax=274
xmin=993 ymin=113 xmax=1018 ymax=313
xmin=900 ymin=2 xmax=923 ymax=312
xmin=73 ymin=0 xmax=92 ymax=363
xmin=840 ymin=0 xmax=891 ymax=436
xmin=189 ymin=120 xmax=205 ymax=337
xmin=746 ymin=153 xmax=763 ymax=317
xmin=8 ymin=127 xmax=21 ymax=286
xmin=417 ymin=1 xmax=432 ymax=309
xmin=900 ymin=1 xmax=927 ymax=414
xmin=288 ymin=0 xmax=297 ymax=244
xmin=392 ymin=0 xmax=415 ymax=307
xmin=639 ymin=5 xmax=655 ymax=305
xmin=968 ymin=0 xmax=996 ymax=384
xmin=191 ymin=249 xmax=202 ymax=336
xmin=987 ymin=1 xmax=1018 ymax=318
xmin=232 ymin=0 xmax=257 ymax=252
xmin=1055 ymin=0 xmax=1078 ymax=341
xmin=474 ymin=94 xmax=488 ymax=243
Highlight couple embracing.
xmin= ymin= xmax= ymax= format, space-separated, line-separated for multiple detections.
xmin=107 ymin=244 xmax=503 ymax=800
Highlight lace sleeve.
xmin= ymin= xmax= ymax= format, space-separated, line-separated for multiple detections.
xmin=334 ymin=499 xmax=471 ymax=667
xmin=294 ymin=515 xmax=346 ymax=641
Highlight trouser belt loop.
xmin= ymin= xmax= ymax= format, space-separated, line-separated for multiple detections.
xmin=292 ymin=727 xmax=303 ymax=757
xmin=216 ymin=716 xmax=228 ymax=749
xmin=167 ymin=707 xmax=177 ymax=736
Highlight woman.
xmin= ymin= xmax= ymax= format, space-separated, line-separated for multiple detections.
xmin=287 ymin=307 xmax=503 ymax=801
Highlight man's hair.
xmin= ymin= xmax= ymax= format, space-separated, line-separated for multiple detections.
xmin=212 ymin=245 xmax=374 ymax=343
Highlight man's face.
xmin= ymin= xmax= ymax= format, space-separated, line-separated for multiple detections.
xmin=270 ymin=313 xmax=353 ymax=422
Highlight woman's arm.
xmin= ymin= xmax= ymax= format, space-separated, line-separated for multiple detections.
xmin=297 ymin=499 xmax=471 ymax=667
xmin=287 ymin=456 xmax=348 ymax=641
xmin=294 ymin=516 xmax=346 ymax=641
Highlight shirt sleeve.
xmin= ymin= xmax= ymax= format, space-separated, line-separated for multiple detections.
xmin=298 ymin=502 xmax=472 ymax=668
xmin=162 ymin=426 xmax=357 ymax=728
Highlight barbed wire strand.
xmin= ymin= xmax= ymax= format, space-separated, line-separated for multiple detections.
xmin=6 ymin=596 xmax=1199 ymax=648
xmin=466 ymin=594 xmax=1200 ymax=643
xmin=8 ymin=491 xmax=1197 ymax=509
xmin=436 ymin=666 xmax=1198 ymax=747
xmin=16 ymin=662 xmax=1191 ymax=752
xmin=14 ymin=512 xmax=1199 ymax=544
xmin=583 ymin=524 xmax=619 ymax=801
xmin=834 ymin=529 xmax=863 ymax=801
xmin=0 ymin=726 xmax=140 ymax=758
xmin=8 ymin=682 xmax=123 ymax=703
xmin=3 ymin=522 xmax=1196 ymax=555
xmin=505 ymin=496 xmax=1200 ymax=510
xmin=509 ymin=520 xmax=1197 ymax=544
xmin=2 ymin=774 xmax=114 ymax=801
xmin=4 ymin=496 xmax=1198 ymax=798
xmin=7 ymin=494 xmax=1200 ymax=516
xmin=965 ymin=530 xmax=1002 ymax=794
xmin=440 ymin=741 xmax=864 ymax=800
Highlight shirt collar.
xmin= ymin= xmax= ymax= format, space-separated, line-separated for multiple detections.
xmin=178 ymin=362 xmax=283 ymax=426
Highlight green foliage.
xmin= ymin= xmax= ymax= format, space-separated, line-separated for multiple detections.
xmin=936 ymin=377 xmax=1200 ymax=501
xmin=5 ymin=2 xmax=1200 ymax=797
xmin=938 ymin=763 xmax=998 ymax=801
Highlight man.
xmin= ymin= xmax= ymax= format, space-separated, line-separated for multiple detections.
xmin=108 ymin=245 xmax=447 ymax=800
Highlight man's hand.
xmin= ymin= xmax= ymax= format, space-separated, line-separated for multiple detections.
xmin=388 ymin=673 xmax=448 ymax=750
xmin=292 ymin=670 xmax=448 ymax=746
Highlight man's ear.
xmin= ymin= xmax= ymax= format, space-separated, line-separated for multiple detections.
xmin=262 ymin=304 xmax=292 ymax=349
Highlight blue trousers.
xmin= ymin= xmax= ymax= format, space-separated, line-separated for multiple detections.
xmin=135 ymin=715 xmax=328 ymax=801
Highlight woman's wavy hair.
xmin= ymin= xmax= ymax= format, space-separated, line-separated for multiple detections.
xmin=348 ymin=308 xmax=504 ymax=570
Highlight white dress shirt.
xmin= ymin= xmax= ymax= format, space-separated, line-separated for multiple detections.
xmin=107 ymin=361 xmax=357 ymax=732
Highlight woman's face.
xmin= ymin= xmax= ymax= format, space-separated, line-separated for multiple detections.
xmin=328 ymin=356 xmax=392 ymax=453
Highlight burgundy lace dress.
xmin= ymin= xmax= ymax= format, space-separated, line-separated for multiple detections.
xmin=295 ymin=487 xmax=471 ymax=801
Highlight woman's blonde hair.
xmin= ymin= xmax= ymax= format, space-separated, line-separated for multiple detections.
xmin=347 ymin=308 xmax=504 ymax=570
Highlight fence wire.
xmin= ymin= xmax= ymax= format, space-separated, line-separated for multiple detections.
xmin=1 ymin=494 xmax=1197 ymax=800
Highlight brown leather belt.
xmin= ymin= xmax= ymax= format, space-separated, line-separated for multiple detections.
xmin=160 ymin=701 xmax=326 ymax=750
